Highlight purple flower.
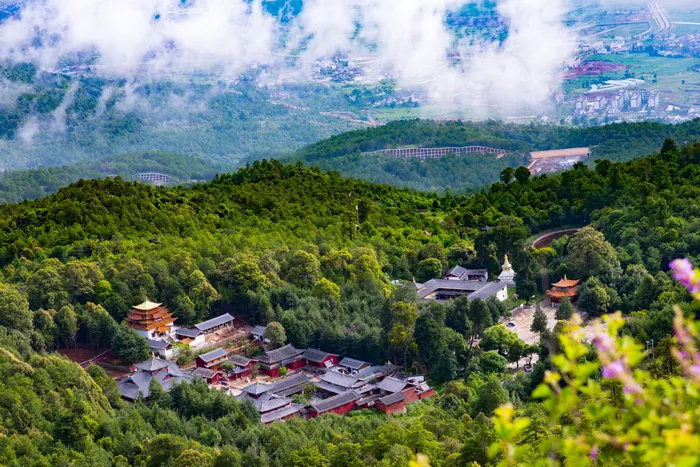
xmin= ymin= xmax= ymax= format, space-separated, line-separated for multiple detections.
xmin=669 ymin=258 xmax=699 ymax=293
xmin=602 ymin=360 xmax=625 ymax=379
xmin=590 ymin=445 xmax=599 ymax=460
xmin=623 ymin=382 xmax=642 ymax=395
xmin=675 ymin=322 xmax=692 ymax=346
xmin=689 ymin=364 xmax=700 ymax=379
xmin=592 ymin=333 xmax=615 ymax=353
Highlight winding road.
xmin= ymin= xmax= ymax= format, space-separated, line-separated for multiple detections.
xmin=530 ymin=228 xmax=581 ymax=249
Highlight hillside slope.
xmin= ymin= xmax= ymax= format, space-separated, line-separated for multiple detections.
xmin=0 ymin=143 xmax=697 ymax=464
xmin=0 ymin=151 xmax=231 ymax=204
xmin=291 ymin=118 xmax=700 ymax=192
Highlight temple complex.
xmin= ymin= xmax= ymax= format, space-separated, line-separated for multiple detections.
xmin=126 ymin=300 xmax=176 ymax=339
xmin=546 ymin=276 xmax=580 ymax=306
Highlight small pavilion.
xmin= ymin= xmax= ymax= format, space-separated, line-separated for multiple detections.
xmin=546 ymin=276 xmax=580 ymax=306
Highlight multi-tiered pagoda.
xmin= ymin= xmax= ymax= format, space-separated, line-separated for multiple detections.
xmin=126 ymin=300 xmax=176 ymax=339
xmin=546 ymin=276 xmax=580 ymax=306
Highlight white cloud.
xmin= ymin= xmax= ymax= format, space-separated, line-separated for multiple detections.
xmin=0 ymin=0 xmax=580 ymax=116
xmin=0 ymin=79 xmax=32 ymax=109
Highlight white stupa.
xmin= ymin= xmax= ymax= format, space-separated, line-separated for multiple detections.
xmin=498 ymin=254 xmax=516 ymax=285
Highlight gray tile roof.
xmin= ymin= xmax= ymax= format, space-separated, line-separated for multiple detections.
xmin=377 ymin=376 xmax=407 ymax=394
xmin=198 ymin=347 xmax=227 ymax=363
xmin=260 ymin=403 xmax=305 ymax=423
xmin=229 ymin=354 xmax=253 ymax=367
xmin=417 ymin=279 xmax=485 ymax=299
xmin=133 ymin=357 xmax=171 ymax=372
xmin=338 ymin=357 xmax=368 ymax=370
xmin=161 ymin=376 xmax=187 ymax=392
xmin=253 ymin=393 xmax=294 ymax=413
xmin=467 ymin=281 xmax=507 ymax=300
xmin=251 ymin=325 xmax=267 ymax=336
xmin=303 ymin=348 xmax=336 ymax=363
xmin=270 ymin=373 xmax=309 ymax=396
xmin=192 ymin=367 xmax=218 ymax=379
xmin=119 ymin=361 xmax=186 ymax=400
xmin=241 ymin=381 xmax=273 ymax=396
xmin=355 ymin=384 xmax=376 ymax=395
xmin=146 ymin=338 xmax=170 ymax=350
xmin=355 ymin=394 xmax=382 ymax=406
xmin=175 ymin=327 xmax=202 ymax=338
xmin=309 ymin=390 xmax=359 ymax=413
xmin=446 ymin=265 xmax=467 ymax=277
xmin=195 ymin=313 xmax=233 ymax=332
xmin=321 ymin=371 xmax=359 ymax=388
xmin=314 ymin=381 xmax=348 ymax=395
xmin=378 ymin=391 xmax=406 ymax=406
xmin=257 ymin=344 xmax=303 ymax=364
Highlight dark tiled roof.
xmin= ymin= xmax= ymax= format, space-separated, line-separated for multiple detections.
xmin=261 ymin=403 xmax=305 ymax=423
xmin=253 ymin=393 xmax=293 ymax=413
xmin=355 ymin=384 xmax=376 ymax=394
xmin=355 ymin=394 xmax=382 ymax=406
xmin=309 ymin=390 xmax=359 ymax=413
xmin=198 ymin=347 xmax=227 ymax=362
xmin=241 ymin=381 xmax=273 ymax=396
xmin=467 ymin=281 xmax=507 ymax=300
xmin=417 ymin=279 xmax=485 ymax=299
xmin=146 ymin=338 xmax=170 ymax=350
xmin=338 ymin=357 xmax=368 ymax=370
xmin=446 ymin=265 xmax=467 ymax=277
xmin=229 ymin=354 xmax=253 ymax=367
xmin=251 ymin=325 xmax=267 ymax=336
xmin=118 ymin=379 xmax=146 ymax=400
xmin=377 ymin=376 xmax=407 ymax=394
xmin=192 ymin=367 xmax=218 ymax=379
xmin=446 ymin=266 xmax=488 ymax=280
xmin=195 ymin=313 xmax=233 ymax=332
xmin=270 ymin=373 xmax=309 ymax=396
xmin=133 ymin=357 xmax=171 ymax=372
xmin=314 ymin=381 xmax=348 ymax=395
xmin=176 ymin=327 xmax=202 ymax=338
xmin=119 ymin=361 xmax=186 ymax=400
xmin=321 ymin=371 xmax=359 ymax=388
xmin=303 ymin=348 xmax=336 ymax=363
xmin=257 ymin=344 xmax=303 ymax=364
xmin=378 ymin=391 xmax=406 ymax=406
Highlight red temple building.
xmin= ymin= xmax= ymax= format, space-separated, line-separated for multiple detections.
xmin=126 ymin=300 xmax=176 ymax=339
xmin=546 ymin=276 xmax=580 ymax=306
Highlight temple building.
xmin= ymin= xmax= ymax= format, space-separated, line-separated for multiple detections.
xmin=118 ymin=357 xmax=189 ymax=401
xmin=126 ymin=300 xmax=176 ymax=339
xmin=546 ymin=276 xmax=580 ymax=306
xmin=498 ymin=255 xmax=516 ymax=285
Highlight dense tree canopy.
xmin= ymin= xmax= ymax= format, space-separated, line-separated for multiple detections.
xmin=0 ymin=140 xmax=696 ymax=465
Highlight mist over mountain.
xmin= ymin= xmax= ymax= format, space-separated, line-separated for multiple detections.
xmin=0 ymin=0 xmax=579 ymax=171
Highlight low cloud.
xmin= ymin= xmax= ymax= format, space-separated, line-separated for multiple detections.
xmin=0 ymin=0 xmax=580 ymax=117
xmin=0 ymin=78 xmax=32 ymax=109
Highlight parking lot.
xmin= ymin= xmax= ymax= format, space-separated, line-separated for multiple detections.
xmin=502 ymin=301 xmax=608 ymax=368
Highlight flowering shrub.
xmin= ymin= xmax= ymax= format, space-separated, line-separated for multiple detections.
xmin=491 ymin=258 xmax=700 ymax=466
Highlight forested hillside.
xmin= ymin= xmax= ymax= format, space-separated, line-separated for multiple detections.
xmin=0 ymin=141 xmax=697 ymax=464
xmin=292 ymin=118 xmax=700 ymax=192
xmin=0 ymin=151 xmax=231 ymax=204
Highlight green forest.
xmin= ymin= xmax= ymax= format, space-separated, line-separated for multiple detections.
xmin=0 ymin=151 xmax=231 ymax=204
xmin=3 ymin=111 xmax=699 ymax=203
xmin=291 ymin=118 xmax=700 ymax=192
xmin=0 ymin=139 xmax=697 ymax=465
